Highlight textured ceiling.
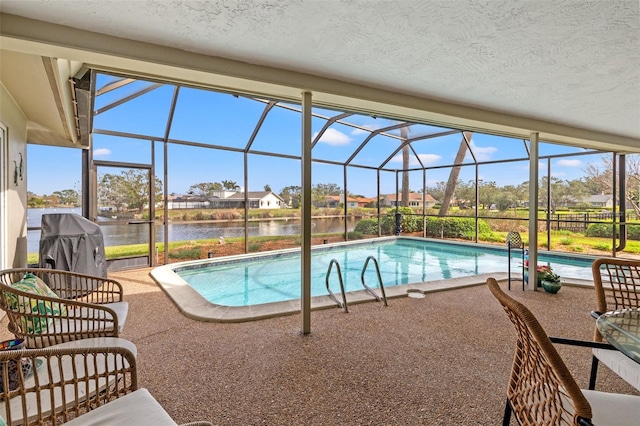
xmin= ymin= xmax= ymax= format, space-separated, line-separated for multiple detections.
xmin=1 ymin=0 xmax=639 ymax=140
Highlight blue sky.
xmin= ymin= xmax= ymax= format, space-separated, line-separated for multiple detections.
xmin=28 ymin=74 xmax=605 ymax=197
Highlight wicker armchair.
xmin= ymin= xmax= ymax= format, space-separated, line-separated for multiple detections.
xmin=0 ymin=268 xmax=128 ymax=348
xmin=0 ymin=338 xmax=212 ymax=426
xmin=589 ymin=258 xmax=640 ymax=390
xmin=487 ymin=277 xmax=640 ymax=426
xmin=0 ymin=338 xmax=137 ymax=425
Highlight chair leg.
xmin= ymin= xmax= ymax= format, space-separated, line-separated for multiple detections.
xmin=588 ymin=355 xmax=599 ymax=390
xmin=503 ymin=399 xmax=512 ymax=426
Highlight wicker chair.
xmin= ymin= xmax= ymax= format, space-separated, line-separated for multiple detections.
xmin=0 ymin=338 xmax=137 ymax=425
xmin=0 ymin=268 xmax=128 ymax=348
xmin=487 ymin=277 xmax=640 ymax=426
xmin=589 ymin=258 xmax=640 ymax=391
xmin=0 ymin=338 xmax=212 ymax=426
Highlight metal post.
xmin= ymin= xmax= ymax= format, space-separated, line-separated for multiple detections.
xmin=301 ymin=91 xmax=312 ymax=334
xmin=529 ymin=132 xmax=539 ymax=291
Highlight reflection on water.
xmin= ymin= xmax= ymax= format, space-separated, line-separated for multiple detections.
xmin=27 ymin=208 xmax=358 ymax=253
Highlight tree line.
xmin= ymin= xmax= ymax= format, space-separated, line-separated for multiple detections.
xmin=28 ymin=154 xmax=640 ymax=215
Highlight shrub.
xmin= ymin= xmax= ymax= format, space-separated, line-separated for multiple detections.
xmin=347 ymin=231 xmax=365 ymax=240
xmin=570 ymin=245 xmax=585 ymax=252
xmin=627 ymin=225 xmax=640 ymax=240
xmin=592 ymin=242 xmax=611 ymax=251
xmin=168 ymin=247 xmax=201 ymax=260
xmin=586 ymin=223 xmax=615 ymax=238
xmin=425 ymin=217 xmax=493 ymax=239
xmin=586 ymin=223 xmax=640 ymax=241
xmin=354 ymin=218 xmax=379 ymax=235
xmin=559 ymin=237 xmax=574 ymax=245
xmin=381 ymin=207 xmax=422 ymax=233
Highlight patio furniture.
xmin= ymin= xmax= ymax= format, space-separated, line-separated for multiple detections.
xmin=0 ymin=337 xmax=137 ymax=425
xmin=487 ymin=277 xmax=640 ymax=426
xmin=596 ymin=308 xmax=640 ymax=363
xmin=505 ymin=231 xmax=525 ymax=290
xmin=62 ymin=388 xmax=213 ymax=426
xmin=588 ymin=258 xmax=640 ymax=391
xmin=0 ymin=268 xmax=128 ymax=348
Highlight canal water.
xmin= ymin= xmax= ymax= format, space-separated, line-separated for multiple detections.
xmin=27 ymin=208 xmax=358 ymax=253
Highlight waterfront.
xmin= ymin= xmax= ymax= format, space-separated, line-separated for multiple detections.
xmin=27 ymin=208 xmax=357 ymax=253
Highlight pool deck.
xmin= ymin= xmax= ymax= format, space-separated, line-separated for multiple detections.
xmin=3 ymin=268 xmax=633 ymax=425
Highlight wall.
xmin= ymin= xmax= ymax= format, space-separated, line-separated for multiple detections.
xmin=0 ymin=83 xmax=28 ymax=268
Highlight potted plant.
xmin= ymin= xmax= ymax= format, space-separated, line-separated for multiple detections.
xmin=539 ymin=269 xmax=562 ymax=294
xmin=524 ymin=261 xmax=555 ymax=289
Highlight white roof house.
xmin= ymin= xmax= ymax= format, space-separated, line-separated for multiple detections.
xmin=210 ymin=192 xmax=285 ymax=209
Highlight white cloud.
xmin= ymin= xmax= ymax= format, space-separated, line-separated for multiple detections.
xmin=391 ymin=153 xmax=441 ymax=166
xmin=93 ymin=148 xmax=111 ymax=157
xmin=468 ymin=141 xmax=497 ymax=162
xmin=313 ymin=128 xmax=351 ymax=145
xmin=557 ymin=159 xmax=582 ymax=167
xmin=351 ymin=124 xmax=381 ymax=135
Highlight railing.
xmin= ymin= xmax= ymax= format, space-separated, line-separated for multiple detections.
xmin=360 ymin=256 xmax=388 ymax=306
xmin=325 ymin=259 xmax=348 ymax=313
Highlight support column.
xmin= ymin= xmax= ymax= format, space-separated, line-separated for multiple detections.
xmin=529 ymin=132 xmax=539 ymax=291
xmin=301 ymin=91 xmax=312 ymax=334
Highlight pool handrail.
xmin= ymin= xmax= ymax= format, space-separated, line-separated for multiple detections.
xmin=361 ymin=256 xmax=388 ymax=306
xmin=325 ymin=259 xmax=348 ymax=313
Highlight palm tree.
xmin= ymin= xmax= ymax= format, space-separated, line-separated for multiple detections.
xmin=401 ymin=127 xmax=410 ymax=207
xmin=438 ymin=132 xmax=472 ymax=215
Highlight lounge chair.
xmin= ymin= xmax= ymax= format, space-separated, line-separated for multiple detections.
xmin=0 ymin=268 xmax=128 ymax=348
xmin=487 ymin=277 xmax=640 ymax=425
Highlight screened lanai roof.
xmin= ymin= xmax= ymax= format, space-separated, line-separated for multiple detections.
xmin=92 ymin=72 xmax=603 ymax=184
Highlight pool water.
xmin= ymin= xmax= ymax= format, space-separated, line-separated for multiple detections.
xmin=176 ymin=238 xmax=593 ymax=307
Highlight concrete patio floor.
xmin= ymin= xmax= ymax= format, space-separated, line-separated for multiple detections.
xmin=3 ymin=270 xmax=639 ymax=425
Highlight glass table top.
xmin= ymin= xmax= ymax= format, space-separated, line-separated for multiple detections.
xmin=596 ymin=308 xmax=640 ymax=364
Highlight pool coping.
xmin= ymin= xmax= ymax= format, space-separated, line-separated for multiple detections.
xmin=149 ymin=236 xmax=596 ymax=322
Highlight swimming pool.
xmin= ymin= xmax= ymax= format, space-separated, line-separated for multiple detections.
xmin=151 ymin=237 xmax=595 ymax=321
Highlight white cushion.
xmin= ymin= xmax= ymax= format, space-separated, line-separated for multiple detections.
xmin=583 ymin=389 xmax=640 ymax=425
xmin=63 ymin=388 xmax=177 ymax=426
xmin=593 ymin=348 xmax=640 ymax=391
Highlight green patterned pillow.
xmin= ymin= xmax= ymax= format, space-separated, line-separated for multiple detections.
xmin=8 ymin=273 xmax=67 ymax=334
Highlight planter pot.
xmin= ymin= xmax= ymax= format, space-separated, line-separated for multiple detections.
xmin=542 ymin=280 xmax=562 ymax=294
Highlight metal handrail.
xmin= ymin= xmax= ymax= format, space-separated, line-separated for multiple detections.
xmin=361 ymin=256 xmax=388 ymax=306
xmin=325 ymin=259 xmax=348 ymax=313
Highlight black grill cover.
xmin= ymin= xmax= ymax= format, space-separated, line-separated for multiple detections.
xmin=38 ymin=213 xmax=107 ymax=279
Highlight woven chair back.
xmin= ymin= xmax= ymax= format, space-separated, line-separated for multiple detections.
xmin=592 ymin=258 xmax=640 ymax=341
xmin=487 ymin=278 xmax=593 ymax=425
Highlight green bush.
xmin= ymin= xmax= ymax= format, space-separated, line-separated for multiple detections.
xmin=381 ymin=207 xmax=422 ymax=233
xmin=559 ymin=237 xmax=574 ymax=245
xmin=425 ymin=217 xmax=493 ymax=239
xmin=592 ymin=242 xmax=611 ymax=251
xmin=586 ymin=223 xmax=615 ymax=238
xmin=586 ymin=223 xmax=640 ymax=240
xmin=354 ymin=218 xmax=379 ymax=235
xmin=347 ymin=231 xmax=365 ymax=240
xmin=627 ymin=225 xmax=640 ymax=240
xmin=168 ymin=247 xmax=201 ymax=260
